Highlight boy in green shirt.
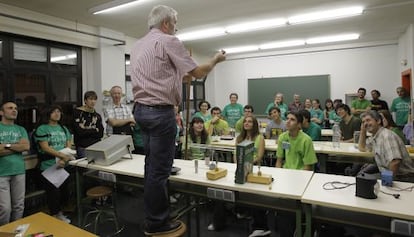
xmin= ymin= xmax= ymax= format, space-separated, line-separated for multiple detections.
xmin=222 ymin=93 xmax=243 ymax=128
xmin=276 ymin=111 xmax=317 ymax=170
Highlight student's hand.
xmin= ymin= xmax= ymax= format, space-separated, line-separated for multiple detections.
xmin=211 ymin=115 xmax=220 ymax=124
xmin=57 ymin=159 xmax=66 ymax=168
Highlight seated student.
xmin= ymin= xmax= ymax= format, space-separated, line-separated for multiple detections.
xmin=192 ymin=100 xmax=212 ymax=122
xmin=34 ymin=105 xmax=73 ymax=223
xmin=359 ymin=110 xmax=414 ymax=182
xmin=264 ymin=92 xmax=288 ymax=120
xmin=276 ymin=111 xmax=318 ymax=237
xmin=304 ymin=98 xmax=312 ymax=111
xmin=265 ymin=106 xmax=286 ymax=140
xmin=209 ymin=116 xmax=265 ymax=234
xmin=235 ymin=116 xmax=269 ymax=236
xmin=323 ymin=99 xmax=341 ymax=127
xmin=204 ymin=107 xmax=230 ymax=136
xmin=185 ymin=117 xmax=210 ymax=160
xmin=235 ymin=105 xmax=255 ymax=134
xmin=299 ymin=109 xmax=322 ymax=141
xmin=310 ymin=99 xmax=324 ymax=126
xmin=403 ymin=113 xmax=414 ymax=143
xmin=379 ymin=109 xmax=406 ymax=144
xmin=336 ymin=104 xmax=361 ymax=142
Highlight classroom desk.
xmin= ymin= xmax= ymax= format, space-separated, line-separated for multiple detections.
xmin=301 ymin=173 xmax=414 ymax=237
xmin=70 ymin=156 xmax=314 ymax=237
xmin=0 ymin=212 xmax=97 ymax=237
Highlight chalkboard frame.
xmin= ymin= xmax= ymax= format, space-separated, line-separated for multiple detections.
xmin=248 ymin=75 xmax=330 ymax=115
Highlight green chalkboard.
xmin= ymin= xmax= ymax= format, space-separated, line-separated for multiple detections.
xmin=248 ymin=75 xmax=330 ymax=115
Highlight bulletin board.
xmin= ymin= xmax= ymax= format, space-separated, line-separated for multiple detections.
xmin=248 ymin=75 xmax=330 ymax=114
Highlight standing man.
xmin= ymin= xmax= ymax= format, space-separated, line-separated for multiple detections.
xmin=391 ymin=87 xmax=410 ymax=128
xmin=0 ymin=102 xmax=30 ymax=225
xmin=131 ymin=5 xmax=226 ymax=235
xmin=351 ymin=87 xmax=371 ymax=116
xmin=359 ymin=111 xmax=414 ymax=182
xmin=103 ymin=86 xmax=136 ymax=135
xmin=222 ymin=93 xmax=243 ymax=128
xmin=370 ymin=89 xmax=388 ymax=111
xmin=288 ymin=94 xmax=304 ymax=112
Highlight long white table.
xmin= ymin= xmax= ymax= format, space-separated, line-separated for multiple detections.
xmin=301 ymin=173 xmax=414 ymax=236
xmin=70 ymin=156 xmax=314 ymax=236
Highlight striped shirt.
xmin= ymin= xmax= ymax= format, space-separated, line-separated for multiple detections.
xmin=131 ymin=28 xmax=198 ymax=106
xmin=367 ymin=127 xmax=414 ymax=176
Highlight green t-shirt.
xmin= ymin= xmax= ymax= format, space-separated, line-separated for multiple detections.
xmin=310 ymin=108 xmax=324 ymax=125
xmin=302 ymin=122 xmax=321 ymax=141
xmin=276 ymin=131 xmax=317 ymax=170
xmin=185 ymin=136 xmax=211 ymax=160
xmin=133 ymin=123 xmax=143 ymax=148
xmin=205 ymin=119 xmax=230 ymax=136
xmin=35 ymin=124 xmax=71 ymax=170
xmin=222 ymin=103 xmax=243 ymax=128
xmin=391 ymin=97 xmax=410 ymax=126
xmin=351 ymin=99 xmax=371 ymax=115
xmin=327 ymin=110 xmax=341 ymax=124
xmin=0 ymin=123 xmax=28 ymax=176
xmin=192 ymin=111 xmax=212 ymax=122
xmin=265 ymin=102 xmax=288 ymax=120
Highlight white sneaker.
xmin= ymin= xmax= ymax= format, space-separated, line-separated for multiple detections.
xmin=54 ymin=212 xmax=71 ymax=223
xmin=207 ymin=223 xmax=215 ymax=231
xmin=248 ymin=229 xmax=271 ymax=237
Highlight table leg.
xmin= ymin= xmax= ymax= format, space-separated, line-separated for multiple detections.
xmin=75 ymin=166 xmax=83 ymax=226
xmin=303 ymin=203 xmax=312 ymax=237
xmin=295 ymin=201 xmax=302 ymax=237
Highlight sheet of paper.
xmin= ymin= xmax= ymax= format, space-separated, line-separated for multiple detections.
xmin=41 ymin=163 xmax=69 ymax=188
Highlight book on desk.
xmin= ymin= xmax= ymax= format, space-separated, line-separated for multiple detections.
xmin=235 ymin=140 xmax=254 ymax=184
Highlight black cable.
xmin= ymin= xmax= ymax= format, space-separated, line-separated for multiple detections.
xmin=322 ymin=181 xmax=356 ymax=190
xmin=380 ymin=190 xmax=400 ymax=199
xmin=387 ymin=185 xmax=414 ymax=192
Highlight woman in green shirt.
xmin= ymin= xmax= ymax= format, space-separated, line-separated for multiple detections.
xmin=379 ymin=109 xmax=407 ymax=144
xmin=34 ymin=105 xmax=72 ymax=223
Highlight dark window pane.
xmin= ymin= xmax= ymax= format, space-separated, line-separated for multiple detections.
xmin=14 ymin=72 xmax=46 ymax=104
xmin=51 ymin=74 xmax=77 ymax=103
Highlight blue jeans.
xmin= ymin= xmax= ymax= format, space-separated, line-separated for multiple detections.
xmin=134 ymin=104 xmax=176 ymax=228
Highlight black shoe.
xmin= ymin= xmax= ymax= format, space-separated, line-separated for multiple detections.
xmin=144 ymin=220 xmax=182 ymax=235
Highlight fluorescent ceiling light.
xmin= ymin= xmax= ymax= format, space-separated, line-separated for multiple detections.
xmin=176 ymin=28 xmax=226 ymax=41
xmin=225 ymin=18 xmax=287 ymax=33
xmin=288 ymin=6 xmax=363 ymax=24
xmin=222 ymin=46 xmax=258 ymax=54
xmin=90 ymin=0 xmax=146 ymax=15
xmin=306 ymin=33 xmax=360 ymax=44
xmin=260 ymin=40 xmax=305 ymax=49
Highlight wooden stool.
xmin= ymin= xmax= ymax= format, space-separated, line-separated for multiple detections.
xmin=83 ymin=186 xmax=122 ymax=235
xmin=147 ymin=221 xmax=187 ymax=237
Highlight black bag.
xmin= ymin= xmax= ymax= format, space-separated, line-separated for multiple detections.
xmin=112 ymin=124 xmax=133 ymax=135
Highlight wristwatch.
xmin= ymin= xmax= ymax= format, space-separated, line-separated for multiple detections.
xmin=4 ymin=144 xmax=11 ymax=149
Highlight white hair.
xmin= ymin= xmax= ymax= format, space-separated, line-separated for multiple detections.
xmin=148 ymin=5 xmax=177 ymax=29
